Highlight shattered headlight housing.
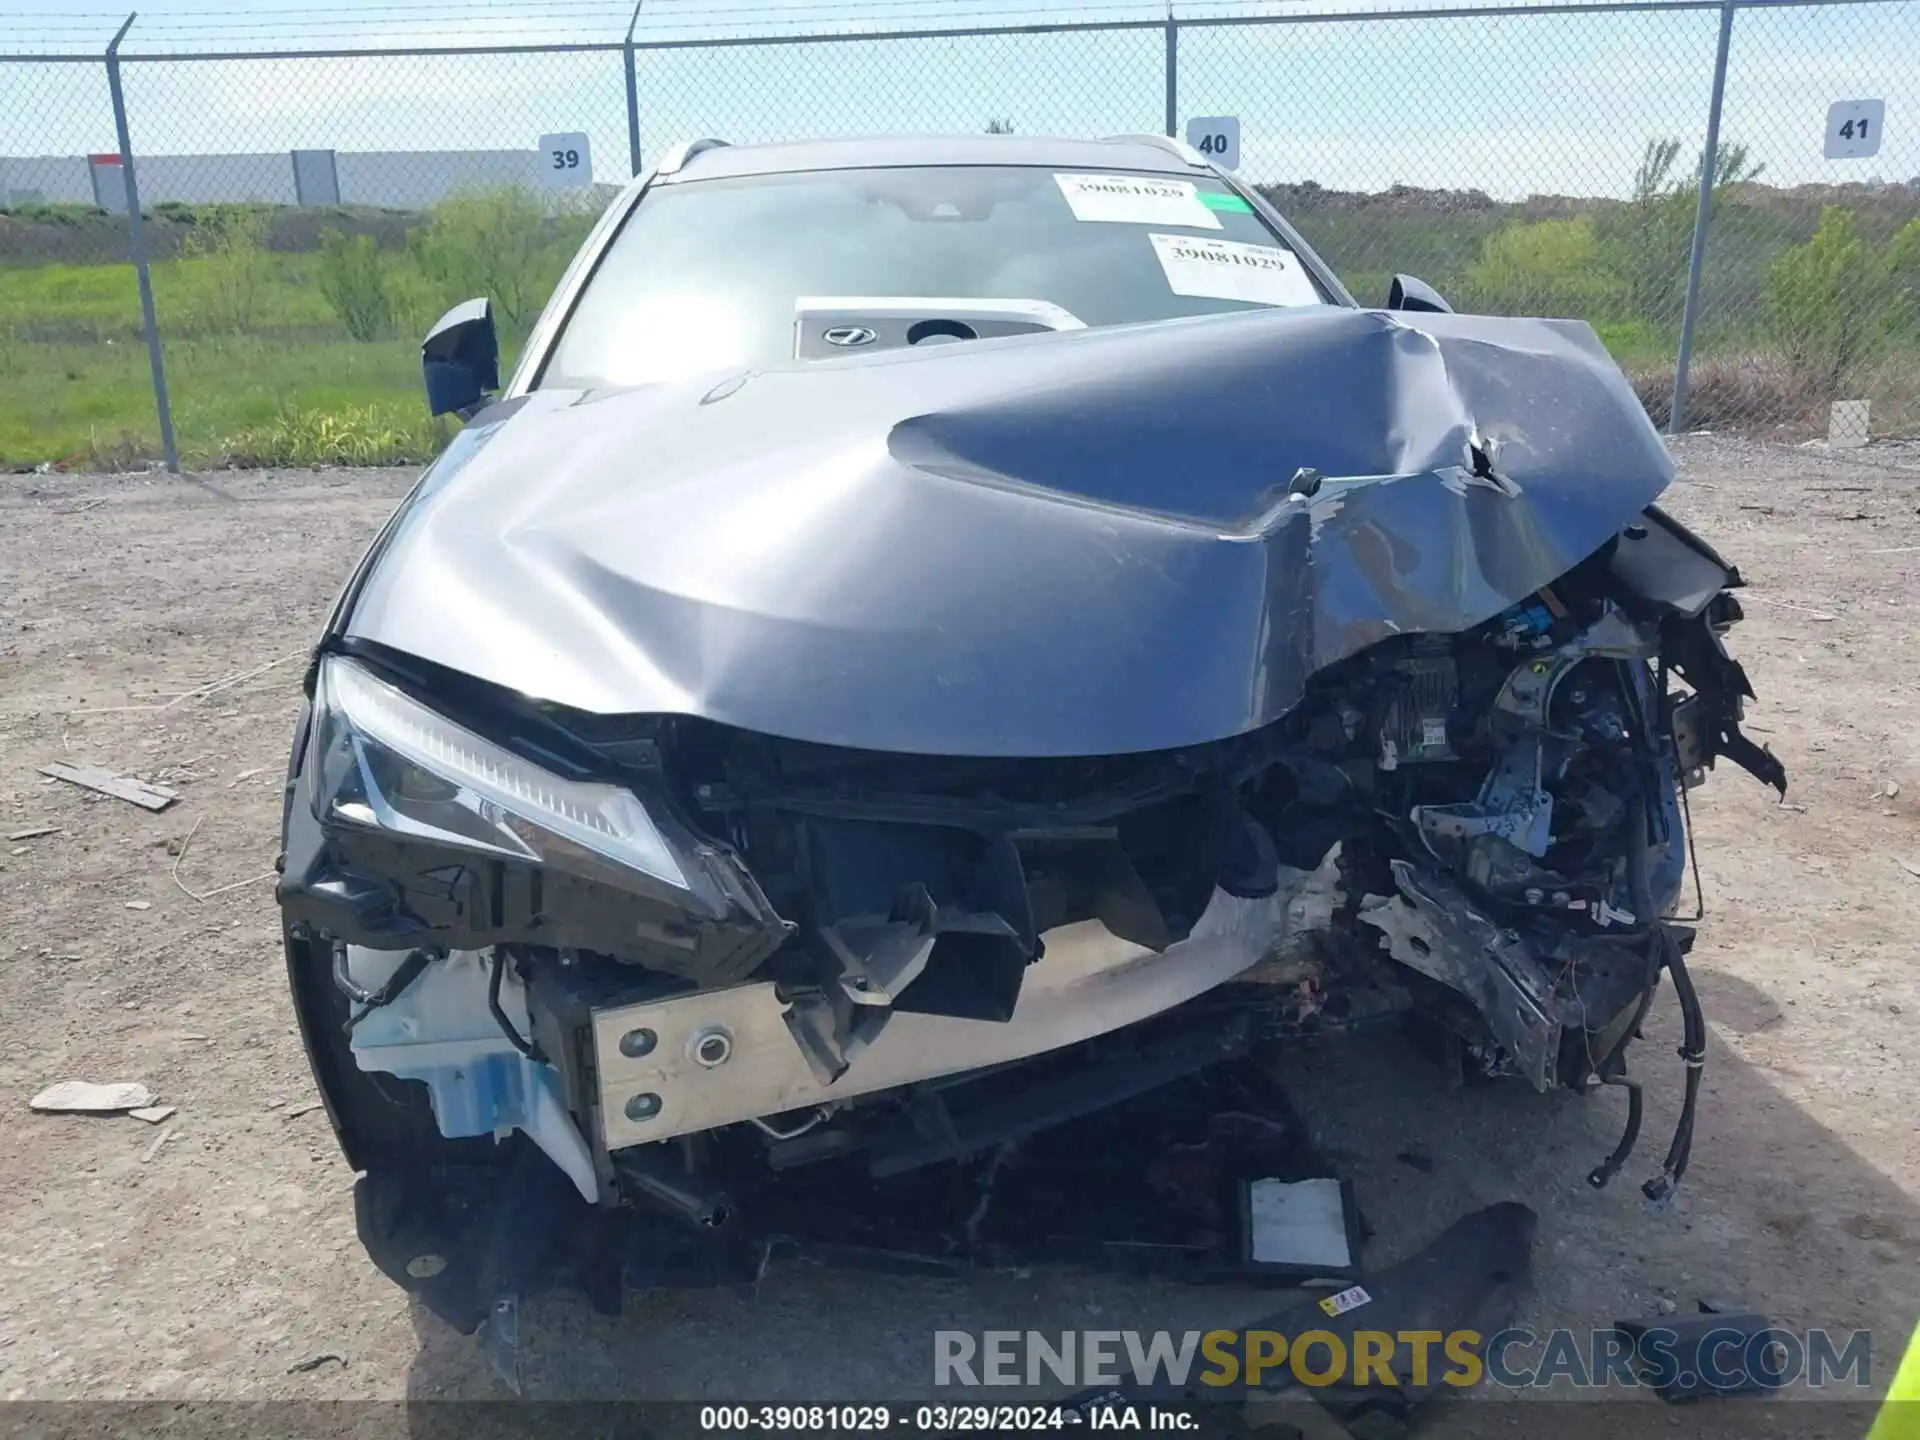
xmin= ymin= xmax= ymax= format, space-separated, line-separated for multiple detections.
xmin=310 ymin=654 xmax=688 ymax=893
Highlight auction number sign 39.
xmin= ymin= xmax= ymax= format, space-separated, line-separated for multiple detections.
xmin=538 ymin=131 xmax=594 ymax=188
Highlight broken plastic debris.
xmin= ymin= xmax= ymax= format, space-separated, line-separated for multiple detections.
xmin=129 ymin=1105 xmax=176 ymax=1124
xmin=30 ymin=1080 xmax=155 ymax=1114
xmin=39 ymin=761 xmax=178 ymax=811
xmin=1319 ymin=1284 xmax=1373 ymax=1317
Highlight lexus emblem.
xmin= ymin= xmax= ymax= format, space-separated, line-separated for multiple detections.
xmin=823 ymin=325 xmax=878 ymax=347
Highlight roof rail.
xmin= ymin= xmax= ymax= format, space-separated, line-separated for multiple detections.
xmin=655 ymin=137 xmax=731 ymax=177
xmin=1102 ymin=133 xmax=1212 ymax=169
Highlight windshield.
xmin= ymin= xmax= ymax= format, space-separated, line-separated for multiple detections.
xmin=537 ymin=164 xmax=1333 ymax=390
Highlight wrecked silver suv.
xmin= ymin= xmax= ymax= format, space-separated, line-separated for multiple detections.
xmin=277 ymin=135 xmax=1784 ymax=1322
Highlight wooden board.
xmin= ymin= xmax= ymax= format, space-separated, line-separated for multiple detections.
xmin=39 ymin=761 xmax=178 ymax=812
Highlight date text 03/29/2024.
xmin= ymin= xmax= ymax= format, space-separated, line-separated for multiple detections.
xmin=697 ymin=1405 xmax=1195 ymax=1432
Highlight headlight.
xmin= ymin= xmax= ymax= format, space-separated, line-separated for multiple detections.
xmin=311 ymin=654 xmax=687 ymax=892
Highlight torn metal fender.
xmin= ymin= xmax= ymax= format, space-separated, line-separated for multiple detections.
xmin=342 ymin=305 xmax=1673 ymax=757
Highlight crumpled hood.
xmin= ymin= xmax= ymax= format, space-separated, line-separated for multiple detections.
xmin=343 ymin=305 xmax=1672 ymax=756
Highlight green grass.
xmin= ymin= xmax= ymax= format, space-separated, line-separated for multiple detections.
xmin=0 ymin=249 xmax=530 ymax=467
xmin=1591 ymin=318 xmax=1680 ymax=370
xmin=0 ymin=327 xmax=442 ymax=467
xmin=218 ymin=401 xmax=451 ymax=467
xmin=1 ymin=251 xmax=341 ymax=339
xmin=1 ymin=191 xmax=582 ymax=468
xmin=0 ymin=201 xmax=105 ymax=227
xmin=0 ymin=246 xmax=439 ymax=466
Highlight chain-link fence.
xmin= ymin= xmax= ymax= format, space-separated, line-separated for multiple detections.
xmin=0 ymin=55 xmax=162 ymax=467
xmin=115 ymin=47 xmax=630 ymax=468
xmin=2 ymin=0 xmax=1915 ymax=470
xmin=1697 ymin=0 xmax=1920 ymax=433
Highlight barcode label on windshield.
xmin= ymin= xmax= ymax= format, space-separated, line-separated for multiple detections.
xmin=1054 ymin=173 xmax=1221 ymax=229
xmin=1149 ymin=232 xmax=1317 ymax=307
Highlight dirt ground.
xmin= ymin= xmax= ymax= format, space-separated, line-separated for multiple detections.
xmin=1 ymin=437 xmax=1916 ymax=1418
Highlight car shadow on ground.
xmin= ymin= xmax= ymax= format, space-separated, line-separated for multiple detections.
xmin=392 ymin=963 xmax=1918 ymax=1420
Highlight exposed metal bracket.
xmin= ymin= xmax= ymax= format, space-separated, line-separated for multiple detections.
xmin=1412 ymin=736 xmax=1555 ymax=859
xmin=1357 ymin=861 xmax=1563 ymax=1091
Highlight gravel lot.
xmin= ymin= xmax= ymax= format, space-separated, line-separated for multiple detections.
xmin=1 ymin=438 xmax=1916 ymax=1418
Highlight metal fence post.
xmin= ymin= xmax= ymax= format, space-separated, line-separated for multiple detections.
xmin=1163 ymin=8 xmax=1178 ymax=139
xmin=625 ymin=0 xmax=644 ymax=176
xmin=1669 ymin=0 xmax=1737 ymax=436
xmin=105 ymin=12 xmax=180 ymax=474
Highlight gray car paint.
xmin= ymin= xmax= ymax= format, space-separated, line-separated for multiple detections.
xmin=647 ymin=134 xmax=1212 ymax=184
xmin=343 ymin=303 xmax=1671 ymax=758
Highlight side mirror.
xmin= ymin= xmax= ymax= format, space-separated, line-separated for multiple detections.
xmin=421 ymin=297 xmax=499 ymax=418
xmin=1385 ymin=274 xmax=1453 ymax=314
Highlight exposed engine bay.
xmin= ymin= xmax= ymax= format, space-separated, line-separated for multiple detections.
xmin=281 ymin=502 xmax=1785 ymax=1231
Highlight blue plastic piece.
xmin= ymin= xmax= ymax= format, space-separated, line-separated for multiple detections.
xmin=1496 ymin=601 xmax=1556 ymax=646
xmin=396 ymin=1051 xmax=544 ymax=1139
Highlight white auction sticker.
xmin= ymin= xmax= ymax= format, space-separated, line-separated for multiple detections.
xmin=1149 ymin=232 xmax=1318 ymax=307
xmin=537 ymin=131 xmax=593 ymax=188
xmin=1054 ymin=172 xmax=1220 ymax=229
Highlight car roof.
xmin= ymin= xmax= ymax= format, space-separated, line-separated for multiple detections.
xmin=663 ymin=134 xmax=1208 ymax=183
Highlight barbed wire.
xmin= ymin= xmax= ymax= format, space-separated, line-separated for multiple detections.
xmin=0 ymin=0 xmax=1908 ymax=57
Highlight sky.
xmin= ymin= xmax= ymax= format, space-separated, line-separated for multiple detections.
xmin=1 ymin=0 xmax=1914 ymax=199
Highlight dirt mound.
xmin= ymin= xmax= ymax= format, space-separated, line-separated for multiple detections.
xmin=1257 ymin=180 xmax=1508 ymax=216
xmin=0 ymin=202 xmax=419 ymax=265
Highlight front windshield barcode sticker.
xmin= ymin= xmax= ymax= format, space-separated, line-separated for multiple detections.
xmin=1148 ymin=232 xmax=1318 ymax=307
xmin=1054 ymin=173 xmax=1221 ymax=229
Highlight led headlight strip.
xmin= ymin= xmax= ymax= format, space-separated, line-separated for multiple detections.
xmin=320 ymin=655 xmax=688 ymax=891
